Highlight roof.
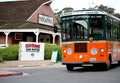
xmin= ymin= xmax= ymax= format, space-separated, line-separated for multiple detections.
xmin=61 ymin=9 xmax=120 ymax=21
xmin=0 ymin=0 xmax=49 ymax=21
xmin=0 ymin=21 xmax=53 ymax=31
xmin=0 ymin=0 xmax=56 ymax=31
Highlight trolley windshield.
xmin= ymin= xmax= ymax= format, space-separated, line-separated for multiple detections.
xmin=61 ymin=15 xmax=104 ymax=42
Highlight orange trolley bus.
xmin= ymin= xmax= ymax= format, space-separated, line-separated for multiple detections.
xmin=60 ymin=9 xmax=120 ymax=71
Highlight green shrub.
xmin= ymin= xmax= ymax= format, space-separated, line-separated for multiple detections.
xmin=0 ymin=48 xmax=3 ymax=56
xmin=0 ymin=55 xmax=3 ymax=62
xmin=0 ymin=43 xmax=61 ymax=62
xmin=1 ymin=45 xmax=19 ymax=61
xmin=0 ymin=48 xmax=4 ymax=62
xmin=45 ymin=43 xmax=62 ymax=60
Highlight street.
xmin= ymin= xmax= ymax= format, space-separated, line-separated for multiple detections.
xmin=0 ymin=62 xmax=120 ymax=83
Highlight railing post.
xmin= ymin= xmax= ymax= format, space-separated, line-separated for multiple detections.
xmin=4 ymin=31 xmax=10 ymax=47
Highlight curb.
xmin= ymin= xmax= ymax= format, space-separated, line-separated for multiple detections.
xmin=0 ymin=71 xmax=23 ymax=78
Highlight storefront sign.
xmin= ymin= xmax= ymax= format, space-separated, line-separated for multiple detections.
xmin=19 ymin=42 xmax=45 ymax=61
xmin=38 ymin=14 xmax=53 ymax=26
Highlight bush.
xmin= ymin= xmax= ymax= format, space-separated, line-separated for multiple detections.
xmin=1 ymin=45 xmax=19 ymax=61
xmin=0 ymin=48 xmax=4 ymax=62
xmin=0 ymin=55 xmax=3 ymax=62
xmin=0 ymin=43 xmax=61 ymax=62
xmin=45 ymin=43 xmax=62 ymax=60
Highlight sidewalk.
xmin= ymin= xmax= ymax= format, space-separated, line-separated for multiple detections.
xmin=0 ymin=60 xmax=51 ymax=68
xmin=0 ymin=60 xmax=59 ymax=78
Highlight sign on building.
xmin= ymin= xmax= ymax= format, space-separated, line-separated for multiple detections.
xmin=19 ymin=42 xmax=45 ymax=61
xmin=38 ymin=14 xmax=53 ymax=26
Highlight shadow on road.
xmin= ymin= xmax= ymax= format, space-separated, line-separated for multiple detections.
xmin=68 ymin=62 xmax=120 ymax=72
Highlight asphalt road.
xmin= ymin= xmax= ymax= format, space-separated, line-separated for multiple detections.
xmin=0 ymin=63 xmax=120 ymax=83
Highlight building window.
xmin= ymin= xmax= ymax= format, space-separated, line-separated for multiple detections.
xmin=15 ymin=33 xmax=22 ymax=40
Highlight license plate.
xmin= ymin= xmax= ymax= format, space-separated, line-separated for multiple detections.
xmin=90 ymin=58 xmax=96 ymax=62
xmin=82 ymin=64 xmax=93 ymax=66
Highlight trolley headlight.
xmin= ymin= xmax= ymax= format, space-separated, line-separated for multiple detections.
xmin=100 ymin=48 xmax=104 ymax=52
xmin=90 ymin=47 xmax=98 ymax=55
xmin=79 ymin=55 xmax=83 ymax=59
xmin=67 ymin=48 xmax=72 ymax=55
xmin=63 ymin=50 xmax=67 ymax=53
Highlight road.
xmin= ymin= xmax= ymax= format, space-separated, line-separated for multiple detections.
xmin=0 ymin=62 xmax=120 ymax=83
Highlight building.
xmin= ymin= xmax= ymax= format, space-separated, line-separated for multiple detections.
xmin=0 ymin=0 xmax=61 ymax=47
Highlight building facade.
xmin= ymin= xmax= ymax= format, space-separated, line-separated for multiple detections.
xmin=0 ymin=0 xmax=61 ymax=47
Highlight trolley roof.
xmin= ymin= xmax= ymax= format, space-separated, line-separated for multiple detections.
xmin=61 ymin=9 xmax=120 ymax=21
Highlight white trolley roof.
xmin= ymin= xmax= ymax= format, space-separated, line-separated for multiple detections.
xmin=61 ymin=9 xmax=120 ymax=21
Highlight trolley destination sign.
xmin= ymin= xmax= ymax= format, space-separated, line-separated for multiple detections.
xmin=61 ymin=10 xmax=103 ymax=16
xmin=61 ymin=15 xmax=102 ymax=20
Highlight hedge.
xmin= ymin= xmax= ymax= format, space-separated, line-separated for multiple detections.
xmin=0 ymin=49 xmax=3 ymax=62
xmin=0 ymin=43 xmax=61 ymax=62
xmin=0 ymin=45 xmax=19 ymax=61
xmin=45 ymin=43 xmax=62 ymax=60
xmin=0 ymin=55 xmax=3 ymax=62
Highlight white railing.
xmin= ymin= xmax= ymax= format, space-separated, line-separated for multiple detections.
xmin=0 ymin=44 xmax=9 ymax=48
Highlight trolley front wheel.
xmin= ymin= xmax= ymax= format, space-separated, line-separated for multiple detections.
xmin=118 ymin=61 xmax=120 ymax=65
xmin=66 ymin=65 xmax=74 ymax=71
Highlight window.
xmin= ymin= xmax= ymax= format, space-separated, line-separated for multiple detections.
xmin=15 ymin=33 xmax=22 ymax=40
xmin=106 ymin=22 xmax=112 ymax=39
xmin=62 ymin=22 xmax=72 ymax=40
xmin=89 ymin=18 xmax=103 ymax=40
xmin=73 ymin=22 xmax=88 ymax=40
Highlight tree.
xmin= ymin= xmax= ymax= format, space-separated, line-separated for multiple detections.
xmin=98 ymin=4 xmax=115 ymax=14
xmin=114 ymin=13 xmax=120 ymax=18
xmin=54 ymin=7 xmax=74 ymax=23
xmin=54 ymin=9 xmax=61 ymax=23
xmin=62 ymin=7 xmax=73 ymax=13
xmin=97 ymin=5 xmax=120 ymax=18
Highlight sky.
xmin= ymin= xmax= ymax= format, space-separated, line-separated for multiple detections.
xmin=0 ymin=0 xmax=120 ymax=13
xmin=51 ymin=0 xmax=120 ymax=13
